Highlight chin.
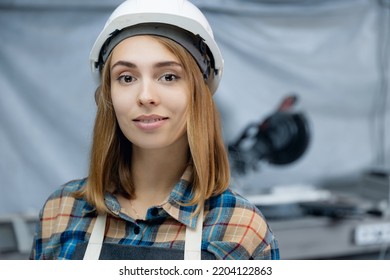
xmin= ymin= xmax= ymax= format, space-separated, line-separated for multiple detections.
xmin=131 ymin=140 xmax=173 ymax=150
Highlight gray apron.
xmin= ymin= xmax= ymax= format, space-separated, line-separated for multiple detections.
xmin=72 ymin=208 xmax=215 ymax=260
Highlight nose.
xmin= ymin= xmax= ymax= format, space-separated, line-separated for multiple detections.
xmin=137 ymin=79 xmax=160 ymax=107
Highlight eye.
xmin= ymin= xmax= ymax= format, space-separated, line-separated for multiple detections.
xmin=117 ymin=74 xmax=136 ymax=85
xmin=160 ymin=74 xmax=179 ymax=82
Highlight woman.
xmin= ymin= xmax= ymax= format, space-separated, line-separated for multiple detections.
xmin=30 ymin=0 xmax=279 ymax=260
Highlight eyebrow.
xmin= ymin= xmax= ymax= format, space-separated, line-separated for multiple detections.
xmin=111 ymin=60 xmax=136 ymax=70
xmin=111 ymin=60 xmax=182 ymax=71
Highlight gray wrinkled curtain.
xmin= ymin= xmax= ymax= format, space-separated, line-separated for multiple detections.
xmin=0 ymin=0 xmax=389 ymax=214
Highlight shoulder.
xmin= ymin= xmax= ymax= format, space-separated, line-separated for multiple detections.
xmin=49 ymin=178 xmax=87 ymax=198
xmin=205 ymin=188 xmax=264 ymax=221
xmin=41 ymin=178 xmax=89 ymax=214
xmin=207 ymin=188 xmax=257 ymax=209
xmin=204 ymin=188 xmax=280 ymax=260
xmin=38 ymin=178 xmax=94 ymax=237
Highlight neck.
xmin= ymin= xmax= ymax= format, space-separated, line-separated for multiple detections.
xmin=131 ymin=138 xmax=190 ymax=203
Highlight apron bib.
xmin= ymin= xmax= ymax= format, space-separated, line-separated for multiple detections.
xmin=79 ymin=208 xmax=210 ymax=260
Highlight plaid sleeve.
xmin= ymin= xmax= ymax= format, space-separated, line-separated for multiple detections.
xmin=30 ymin=187 xmax=65 ymax=260
xmin=30 ymin=179 xmax=92 ymax=260
xmin=204 ymin=190 xmax=280 ymax=260
xmin=29 ymin=206 xmax=44 ymax=259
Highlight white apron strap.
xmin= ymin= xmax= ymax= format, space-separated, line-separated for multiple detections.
xmin=83 ymin=213 xmax=107 ymax=260
xmin=184 ymin=207 xmax=204 ymax=260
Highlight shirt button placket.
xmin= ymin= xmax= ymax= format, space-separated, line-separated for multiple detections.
xmin=133 ymin=226 xmax=141 ymax=235
xmin=151 ymin=207 xmax=159 ymax=217
xmin=129 ymin=221 xmax=143 ymax=244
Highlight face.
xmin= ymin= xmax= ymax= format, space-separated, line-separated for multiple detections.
xmin=110 ymin=36 xmax=189 ymax=152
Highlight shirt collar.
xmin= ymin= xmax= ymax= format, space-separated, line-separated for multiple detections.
xmin=102 ymin=165 xmax=201 ymax=228
xmin=104 ymin=192 xmax=122 ymax=216
xmin=162 ymin=178 xmax=200 ymax=228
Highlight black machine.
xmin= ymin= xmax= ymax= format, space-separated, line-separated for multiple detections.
xmin=228 ymin=99 xmax=384 ymax=219
xmin=228 ymin=94 xmax=311 ymax=175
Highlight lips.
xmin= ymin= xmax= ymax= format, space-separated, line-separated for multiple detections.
xmin=134 ymin=114 xmax=168 ymax=122
xmin=136 ymin=117 xmax=167 ymax=123
xmin=133 ymin=115 xmax=168 ymax=130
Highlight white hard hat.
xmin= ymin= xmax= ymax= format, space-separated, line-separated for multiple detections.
xmin=89 ymin=0 xmax=224 ymax=94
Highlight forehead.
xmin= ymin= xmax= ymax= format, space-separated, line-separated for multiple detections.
xmin=110 ymin=35 xmax=180 ymax=66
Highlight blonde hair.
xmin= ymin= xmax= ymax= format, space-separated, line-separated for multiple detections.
xmin=78 ymin=36 xmax=230 ymax=214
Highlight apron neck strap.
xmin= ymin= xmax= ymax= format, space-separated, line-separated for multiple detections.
xmin=83 ymin=213 xmax=107 ymax=260
xmin=184 ymin=207 xmax=204 ymax=260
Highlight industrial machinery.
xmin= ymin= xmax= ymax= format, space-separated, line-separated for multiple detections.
xmin=228 ymin=94 xmax=310 ymax=175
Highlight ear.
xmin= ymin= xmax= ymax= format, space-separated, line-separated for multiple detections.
xmin=94 ymin=86 xmax=102 ymax=105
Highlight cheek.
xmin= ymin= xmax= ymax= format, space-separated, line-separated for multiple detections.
xmin=171 ymin=92 xmax=189 ymax=116
xmin=112 ymin=97 xmax=124 ymax=117
xmin=111 ymin=89 xmax=135 ymax=115
xmin=112 ymin=96 xmax=123 ymax=112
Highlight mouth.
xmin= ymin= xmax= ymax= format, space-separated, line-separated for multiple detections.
xmin=134 ymin=117 xmax=169 ymax=123
xmin=133 ymin=115 xmax=169 ymax=130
